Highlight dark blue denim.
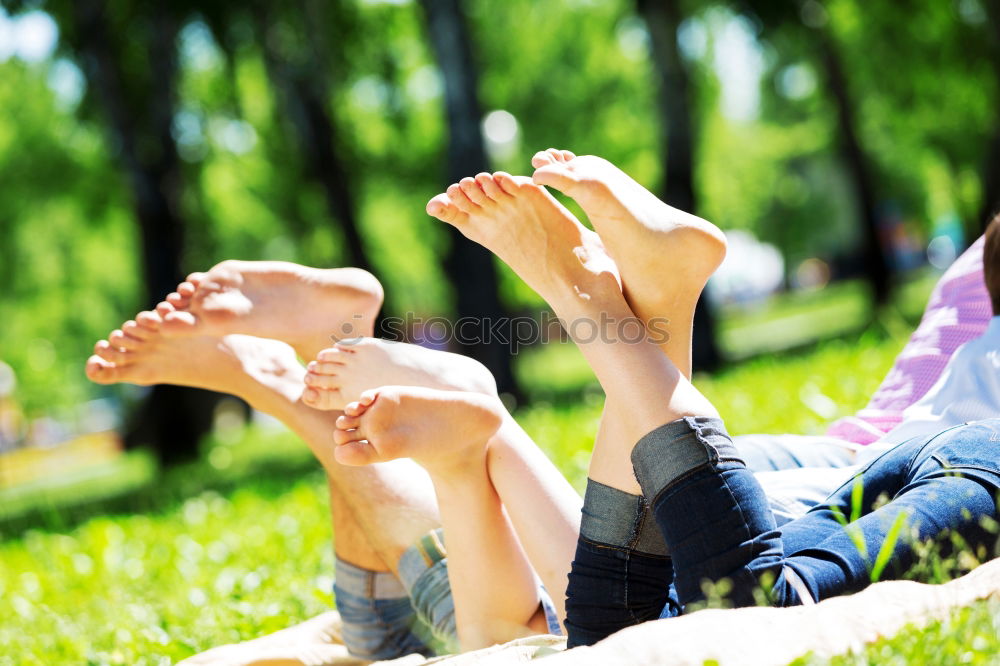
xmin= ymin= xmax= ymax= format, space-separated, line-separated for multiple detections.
xmin=565 ymin=418 xmax=1000 ymax=647
xmin=565 ymin=479 xmax=675 ymax=648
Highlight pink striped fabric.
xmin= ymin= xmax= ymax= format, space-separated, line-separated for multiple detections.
xmin=826 ymin=236 xmax=992 ymax=445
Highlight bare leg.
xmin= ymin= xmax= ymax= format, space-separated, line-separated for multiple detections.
xmin=156 ymin=273 xmax=404 ymax=576
xmin=531 ymin=148 xmax=726 ymax=379
xmin=326 ymin=476 xmax=388 ymax=572
xmin=334 ymin=386 xmax=547 ymax=649
xmin=486 ymin=416 xmax=581 ymax=624
xmin=86 ymin=314 xmax=440 ymax=576
xmin=427 ymin=171 xmax=716 ymax=488
xmin=303 ymin=334 xmax=582 ymax=624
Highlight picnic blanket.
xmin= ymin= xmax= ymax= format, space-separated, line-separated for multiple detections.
xmin=181 ymin=557 xmax=1000 ymax=666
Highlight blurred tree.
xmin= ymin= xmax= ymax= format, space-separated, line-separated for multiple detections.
xmin=740 ymin=0 xmax=890 ymax=304
xmin=978 ymin=0 xmax=1000 ymax=230
xmin=250 ymin=2 xmax=371 ymax=271
xmin=16 ymin=0 xmax=223 ymax=464
xmin=638 ymin=0 xmax=721 ymax=370
xmin=418 ymin=0 xmax=518 ymax=396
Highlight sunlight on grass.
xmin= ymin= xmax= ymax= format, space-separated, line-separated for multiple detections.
xmin=1 ymin=322 xmax=996 ymax=664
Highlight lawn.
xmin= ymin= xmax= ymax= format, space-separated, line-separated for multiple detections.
xmin=2 ymin=320 xmax=999 ymax=664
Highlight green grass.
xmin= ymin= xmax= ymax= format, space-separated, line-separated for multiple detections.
xmin=2 ymin=319 xmax=998 ymax=664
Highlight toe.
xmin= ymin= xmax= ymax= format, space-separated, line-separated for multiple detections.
xmin=122 ymin=320 xmax=152 ymax=341
xmin=155 ymin=301 xmax=175 ymax=317
xmin=476 ymin=172 xmax=507 ymax=200
xmin=304 ymin=372 xmax=339 ymax=390
xmin=94 ymin=340 xmax=129 ymax=365
xmin=333 ymin=423 xmax=364 ymax=447
xmin=161 ymin=310 xmax=198 ymax=334
xmin=308 ymin=360 xmax=342 ymax=375
xmin=109 ymin=329 xmax=142 ymax=351
xmin=426 ymin=193 xmax=469 ymax=226
xmin=185 ymin=272 xmax=207 ymax=286
xmin=86 ymin=355 xmax=118 ymax=384
xmin=303 ymin=387 xmax=342 ymax=411
xmin=316 ymin=348 xmax=348 ymax=363
xmin=302 ymin=387 xmax=320 ymax=406
xmin=559 ymin=149 xmax=576 ymax=161
xmin=493 ymin=172 xmax=522 ymax=195
xmin=459 ymin=177 xmax=487 ymax=205
xmin=336 ymin=414 xmax=362 ymax=430
xmin=343 ymin=393 xmax=376 ymax=417
xmin=531 ymin=150 xmax=557 ymax=168
xmin=321 ymin=389 xmax=344 ymax=410
xmin=447 ymin=183 xmax=480 ymax=213
xmin=532 ymin=163 xmax=580 ymax=194
xmin=177 ymin=281 xmax=197 ymax=297
xmin=166 ymin=292 xmax=187 ymax=308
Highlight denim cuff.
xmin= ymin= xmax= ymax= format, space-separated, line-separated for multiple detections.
xmin=631 ymin=416 xmax=742 ymax=501
xmin=397 ymin=529 xmax=457 ymax=653
xmin=334 ymin=556 xmax=407 ymax=600
xmin=397 ymin=529 xmax=448 ymax=593
xmin=580 ymin=478 xmax=668 ymax=556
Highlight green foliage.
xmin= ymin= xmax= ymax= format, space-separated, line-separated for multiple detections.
xmin=2 ymin=0 xmax=995 ymax=420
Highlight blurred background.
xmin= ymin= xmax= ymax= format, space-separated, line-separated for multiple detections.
xmin=0 ymin=0 xmax=997 ymax=528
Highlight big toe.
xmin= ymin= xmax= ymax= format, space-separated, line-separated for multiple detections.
xmin=185 ymin=272 xmax=207 ymax=286
xmin=531 ymin=163 xmax=580 ymax=194
xmin=493 ymin=171 xmax=533 ymax=195
xmin=302 ymin=387 xmax=343 ymax=411
xmin=531 ymin=148 xmax=574 ymax=168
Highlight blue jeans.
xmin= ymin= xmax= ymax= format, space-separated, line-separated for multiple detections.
xmin=337 ymin=529 xmax=562 ymax=659
xmin=736 ymin=433 xmax=860 ymax=525
xmin=736 ymin=433 xmax=857 ymax=472
xmin=333 ymin=557 xmax=436 ymax=660
xmin=566 ymin=418 xmax=1000 ymax=647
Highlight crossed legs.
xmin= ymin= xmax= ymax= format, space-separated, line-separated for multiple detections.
xmin=325 ymin=157 xmax=724 ymax=647
xmin=304 ymin=339 xmax=582 ymax=648
xmin=423 ymin=151 xmax=1000 ymax=648
xmin=88 ymin=262 xmax=582 ymax=652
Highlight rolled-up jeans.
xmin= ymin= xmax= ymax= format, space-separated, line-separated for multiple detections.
xmin=566 ymin=418 xmax=1000 ymax=646
xmin=737 ymin=433 xmax=861 ymax=525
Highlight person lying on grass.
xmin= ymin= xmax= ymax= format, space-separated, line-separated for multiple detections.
xmin=357 ymin=149 xmax=1000 ymax=648
xmin=86 ymin=152 xmax=1000 ymax=659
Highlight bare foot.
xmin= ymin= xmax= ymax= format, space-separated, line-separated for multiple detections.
xmin=332 ymin=386 xmax=503 ymax=473
xmin=532 ymin=149 xmax=727 ymax=376
xmin=302 ymin=337 xmax=497 ymax=411
xmin=158 ymin=260 xmax=384 ymax=360
xmin=86 ymin=311 xmax=304 ymax=407
xmin=425 ymin=171 xmax=621 ymax=308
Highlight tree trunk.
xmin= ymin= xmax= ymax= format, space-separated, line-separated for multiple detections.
xmin=817 ymin=32 xmax=891 ymax=304
xmin=72 ymin=0 xmax=219 ymax=464
xmin=639 ymin=0 xmax=722 ymax=371
xmin=257 ymin=13 xmax=371 ymax=271
xmin=418 ymin=0 xmax=519 ymax=397
xmin=977 ymin=1 xmax=1000 ymax=232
